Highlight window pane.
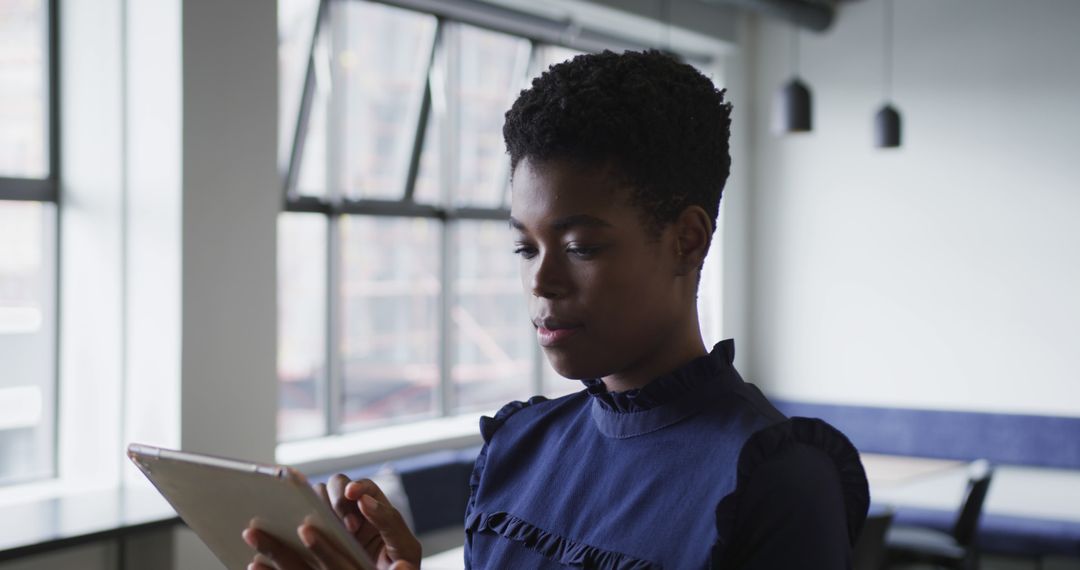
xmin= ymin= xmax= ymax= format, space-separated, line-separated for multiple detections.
xmin=452 ymin=25 xmax=530 ymax=207
xmin=277 ymin=0 xmax=319 ymax=171
xmin=696 ymin=236 xmax=724 ymax=348
xmin=277 ymin=213 xmax=328 ymax=442
xmin=341 ymin=216 xmax=438 ymax=427
xmin=292 ymin=24 xmax=331 ymax=198
xmin=336 ymin=3 xmax=435 ymax=200
xmin=0 ymin=0 xmax=48 ymax=178
xmin=452 ymin=220 xmax=533 ymax=412
xmin=537 ymin=45 xmax=584 ymax=74
xmin=0 ymin=200 xmax=55 ymax=485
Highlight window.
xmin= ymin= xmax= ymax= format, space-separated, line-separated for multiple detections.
xmin=0 ymin=0 xmax=58 ymax=485
xmin=276 ymin=0 xmax=726 ymax=443
xmin=276 ymin=0 xmax=588 ymax=442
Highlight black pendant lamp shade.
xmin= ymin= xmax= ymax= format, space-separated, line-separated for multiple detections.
xmin=875 ymin=0 xmax=903 ymax=148
xmin=777 ymin=26 xmax=812 ymax=134
xmin=875 ymin=104 xmax=901 ymax=147
xmin=778 ymin=77 xmax=813 ymax=132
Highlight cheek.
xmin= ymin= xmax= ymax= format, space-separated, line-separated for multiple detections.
xmin=582 ymin=254 xmax=674 ymax=324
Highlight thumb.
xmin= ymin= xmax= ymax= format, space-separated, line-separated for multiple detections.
xmin=358 ymin=495 xmax=421 ymax=561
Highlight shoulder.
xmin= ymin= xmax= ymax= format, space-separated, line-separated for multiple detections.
xmin=477 ymin=390 xmax=584 ymax=443
xmin=713 ymin=417 xmax=871 ymax=560
xmin=467 ymin=391 xmax=584 ymax=510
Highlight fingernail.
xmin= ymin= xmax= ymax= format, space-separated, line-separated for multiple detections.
xmin=298 ymin=526 xmax=316 ymax=547
xmin=247 ymin=564 xmax=257 ymax=570
xmin=361 ymin=495 xmax=378 ymax=510
xmin=345 ymin=513 xmax=360 ymax=532
xmin=242 ymin=528 xmax=257 ymax=549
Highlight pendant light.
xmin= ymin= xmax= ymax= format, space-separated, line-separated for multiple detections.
xmin=776 ymin=25 xmax=812 ymax=133
xmin=875 ymin=0 xmax=902 ymax=148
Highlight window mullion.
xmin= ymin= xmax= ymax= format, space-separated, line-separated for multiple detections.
xmin=325 ymin=213 xmax=342 ymax=436
xmin=436 ymin=24 xmax=460 ymax=417
xmin=284 ymin=0 xmax=327 ymax=203
xmin=46 ymin=0 xmax=60 ymax=202
xmin=326 ymin=1 xmax=348 ymax=436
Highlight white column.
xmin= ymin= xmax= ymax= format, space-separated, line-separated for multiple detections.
xmin=179 ymin=0 xmax=279 ymax=463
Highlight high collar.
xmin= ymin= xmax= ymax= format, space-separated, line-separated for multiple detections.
xmin=582 ymin=339 xmax=737 ymax=439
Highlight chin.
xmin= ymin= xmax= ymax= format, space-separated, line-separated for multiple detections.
xmin=543 ymin=347 xmax=611 ymax=381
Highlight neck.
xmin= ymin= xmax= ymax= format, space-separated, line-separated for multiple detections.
xmin=600 ymin=314 xmax=708 ymax=393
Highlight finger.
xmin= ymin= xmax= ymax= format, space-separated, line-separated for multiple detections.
xmin=356 ymin=495 xmax=422 ymax=563
xmin=343 ymin=479 xmax=391 ymax=505
xmin=243 ymin=527 xmax=309 ymax=570
xmin=299 ymin=524 xmax=359 ymax=570
xmin=352 ymin=520 xmax=382 ymax=560
xmin=327 ymin=474 xmax=363 ymax=533
xmin=313 ymin=482 xmax=331 ymax=508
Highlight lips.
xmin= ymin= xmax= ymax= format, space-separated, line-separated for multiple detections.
xmin=533 ymin=316 xmax=583 ymax=347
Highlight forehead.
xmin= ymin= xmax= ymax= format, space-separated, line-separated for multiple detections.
xmin=509 ymin=158 xmax=634 ymax=225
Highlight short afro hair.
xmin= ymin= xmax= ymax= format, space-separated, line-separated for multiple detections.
xmin=503 ymin=49 xmax=732 ymax=236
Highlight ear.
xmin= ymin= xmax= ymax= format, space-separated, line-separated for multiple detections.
xmin=672 ymin=206 xmax=713 ymax=276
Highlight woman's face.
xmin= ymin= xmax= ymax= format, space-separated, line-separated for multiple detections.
xmin=509 ymin=157 xmax=690 ymax=382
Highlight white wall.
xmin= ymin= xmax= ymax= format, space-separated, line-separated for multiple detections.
xmin=744 ymin=0 xmax=1080 ymax=416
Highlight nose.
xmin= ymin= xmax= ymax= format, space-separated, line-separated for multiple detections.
xmin=527 ymin=248 xmax=570 ymax=300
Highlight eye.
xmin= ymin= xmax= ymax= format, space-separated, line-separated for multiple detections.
xmin=566 ymin=244 xmax=601 ymax=259
xmin=513 ymin=244 xmax=538 ymax=260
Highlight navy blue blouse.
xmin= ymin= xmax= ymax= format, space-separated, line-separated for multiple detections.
xmin=464 ymin=339 xmax=870 ymax=569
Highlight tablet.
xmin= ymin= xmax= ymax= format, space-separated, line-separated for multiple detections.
xmin=127 ymin=443 xmax=375 ymax=570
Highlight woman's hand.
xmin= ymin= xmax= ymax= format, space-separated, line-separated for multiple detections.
xmin=242 ymin=474 xmax=422 ymax=570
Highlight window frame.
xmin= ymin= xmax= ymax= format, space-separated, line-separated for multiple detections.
xmin=279 ymin=0 xmax=715 ymax=441
xmin=0 ymin=0 xmax=61 ymax=486
xmin=0 ymin=0 xmax=59 ymax=201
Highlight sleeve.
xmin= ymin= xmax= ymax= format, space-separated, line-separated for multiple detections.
xmin=712 ymin=417 xmax=870 ymax=570
xmin=463 ymin=396 xmax=548 ymax=570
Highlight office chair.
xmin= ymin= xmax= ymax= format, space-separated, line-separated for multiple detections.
xmin=884 ymin=459 xmax=994 ymax=570
xmin=854 ymin=506 xmax=895 ymax=570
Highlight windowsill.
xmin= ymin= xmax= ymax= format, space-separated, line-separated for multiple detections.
xmin=0 ymin=413 xmax=491 ymax=561
xmin=0 ymin=483 xmax=179 ymax=562
xmin=276 ymin=412 xmax=491 ymax=476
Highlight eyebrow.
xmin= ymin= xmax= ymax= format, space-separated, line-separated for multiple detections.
xmin=509 ymin=214 xmax=614 ymax=232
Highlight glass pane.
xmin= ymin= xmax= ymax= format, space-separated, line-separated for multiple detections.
xmin=0 ymin=200 xmax=55 ymax=485
xmin=293 ymin=25 xmax=330 ymax=198
xmin=336 ymin=2 xmax=435 ymax=200
xmin=341 ymin=216 xmax=438 ymax=427
xmin=277 ymin=213 xmax=328 ymax=441
xmin=452 ymin=25 xmax=530 ymax=207
xmin=697 ymin=239 xmax=724 ymax=349
xmin=452 ymin=220 xmax=533 ymax=412
xmin=277 ymin=0 xmax=320 ymax=171
xmin=0 ymin=0 xmax=49 ymax=178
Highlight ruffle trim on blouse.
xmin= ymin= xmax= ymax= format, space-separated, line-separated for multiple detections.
xmin=479 ymin=395 xmax=549 ymax=443
xmin=469 ymin=396 xmax=551 ymax=528
xmin=466 ymin=510 xmax=662 ymax=570
xmin=711 ymin=417 xmax=871 ymax=564
xmin=582 ymin=340 xmax=734 ymax=413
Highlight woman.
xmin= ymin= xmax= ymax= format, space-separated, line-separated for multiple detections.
xmin=244 ymin=49 xmax=869 ymax=570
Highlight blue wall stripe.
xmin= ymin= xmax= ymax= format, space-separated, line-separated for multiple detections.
xmin=772 ymin=399 xmax=1080 ymax=470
